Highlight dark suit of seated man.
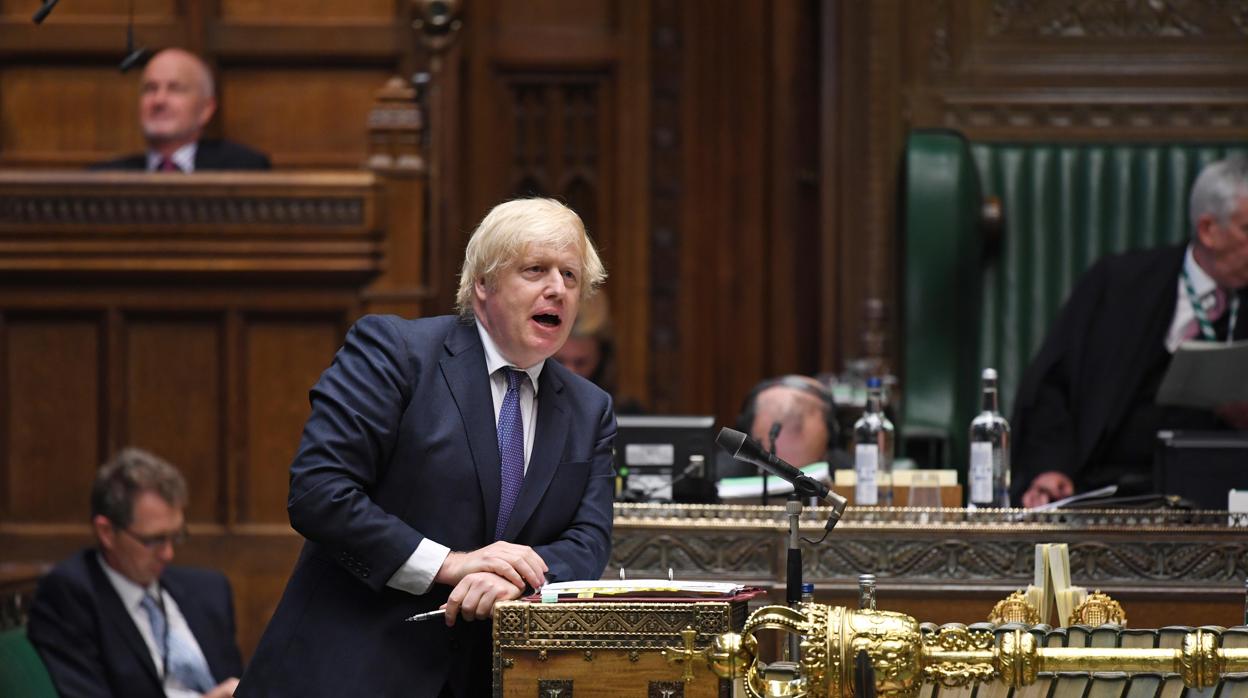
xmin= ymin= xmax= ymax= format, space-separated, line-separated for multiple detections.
xmin=237 ymin=198 xmax=616 ymax=697
xmin=91 ymin=48 xmax=269 ymax=173
xmin=27 ymin=448 xmax=244 ymax=698
xmin=1012 ymin=155 xmax=1248 ymax=507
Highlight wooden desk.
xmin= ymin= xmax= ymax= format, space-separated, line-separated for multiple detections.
xmin=611 ymin=504 xmax=1248 ymax=629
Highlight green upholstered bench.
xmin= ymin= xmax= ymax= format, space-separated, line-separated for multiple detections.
xmin=900 ymin=129 xmax=1248 ymax=481
xmin=0 ymin=626 xmax=57 ymax=698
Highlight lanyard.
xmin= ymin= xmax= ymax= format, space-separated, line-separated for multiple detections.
xmin=1181 ymin=265 xmax=1239 ymax=344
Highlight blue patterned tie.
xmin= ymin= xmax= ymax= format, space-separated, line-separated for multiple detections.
xmin=140 ymin=593 xmax=216 ymax=692
xmin=495 ymin=367 xmax=526 ymax=540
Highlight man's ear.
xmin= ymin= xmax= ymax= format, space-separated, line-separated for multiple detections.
xmin=1195 ymin=212 xmax=1221 ymax=250
xmin=92 ymin=514 xmax=116 ymax=550
xmin=474 ymin=276 xmax=489 ymax=301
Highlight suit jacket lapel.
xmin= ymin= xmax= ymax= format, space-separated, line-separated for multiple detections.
xmin=440 ymin=321 xmax=503 ymax=540
xmin=86 ymin=554 xmax=163 ymax=689
xmin=501 ymin=364 xmax=568 ymax=541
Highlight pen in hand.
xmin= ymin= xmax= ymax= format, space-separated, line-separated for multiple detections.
xmin=404 ymin=608 xmax=446 ymax=622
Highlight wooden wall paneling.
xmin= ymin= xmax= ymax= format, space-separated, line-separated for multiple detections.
xmin=608 ymin=0 xmax=650 ymax=409
xmin=217 ymin=0 xmax=393 ymax=21
xmin=818 ymin=0 xmax=844 ymax=377
xmin=238 ymin=314 xmax=345 ymax=526
xmin=822 ymin=1 xmax=905 ymax=378
xmin=0 ymin=0 xmax=176 ymax=16
xmin=766 ymin=0 xmax=823 ymax=377
xmin=0 ymin=65 xmax=143 ymax=167
xmin=3 ymin=314 xmax=103 ymax=523
xmin=418 ymin=11 xmax=467 ymax=320
xmin=219 ymin=67 xmax=394 ymax=168
xmin=646 ymin=0 xmax=680 ymax=414
xmin=675 ymin=0 xmax=771 ymax=421
xmin=124 ymin=315 xmax=224 ymax=525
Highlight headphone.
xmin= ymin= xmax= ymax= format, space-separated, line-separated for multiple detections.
xmin=735 ymin=375 xmax=841 ymax=460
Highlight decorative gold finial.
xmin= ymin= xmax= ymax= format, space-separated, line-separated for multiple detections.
xmin=988 ymin=590 xmax=1042 ymax=625
xmin=1069 ymin=590 xmax=1127 ymax=627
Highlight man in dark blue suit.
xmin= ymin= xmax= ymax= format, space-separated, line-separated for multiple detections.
xmin=91 ymin=48 xmax=270 ymax=172
xmin=238 ymin=197 xmax=616 ymax=697
xmin=27 ymin=448 xmax=244 ymax=698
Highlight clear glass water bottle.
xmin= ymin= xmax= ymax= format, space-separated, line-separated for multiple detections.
xmin=853 ymin=377 xmax=894 ymax=506
xmin=968 ymin=367 xmax=1011 ymax=508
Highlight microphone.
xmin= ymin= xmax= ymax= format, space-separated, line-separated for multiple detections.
xmin=716 ymin=427 xmax=848 ymax=524
xmin=119 ymin=47 xmax=147 ymax=73
xmin=32 ymin=0 xmax=59 ymax=24
xmin=118 ymin=0 xmax=147 ymax=73
xmin=768 ymin=421 xmax=782 ymax=452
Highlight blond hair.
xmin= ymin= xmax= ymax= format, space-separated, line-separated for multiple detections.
xmin=456 ymin=198 xmax=606 ymax=318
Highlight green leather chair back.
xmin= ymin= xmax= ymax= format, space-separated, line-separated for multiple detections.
xmin=902 ymin=129 xmax=1247 ymax=476
xmin=901 ymin=129 xmax=984 ymax=467
xmin=0 ymin=626 xmax=58 ymax=698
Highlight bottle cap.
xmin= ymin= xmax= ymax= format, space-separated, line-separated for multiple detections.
xmin=866 ymin=376 xmax=881 ymax=388
xmin=801 ymin=582 xmax=815 ymax=593
xmin=982 ymin=368 xmax=998 ymax=380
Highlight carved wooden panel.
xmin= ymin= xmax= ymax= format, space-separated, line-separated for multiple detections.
xmin=500 ymin=75 xmax=609 ymax=241
xmin=220 ymin=68 xmax=392 ymax=168
xmin=125 ymin=317 xmax=224 ymax=525
xmin=2 ymin=316 xmax=101 ymax=522
xmin=985 ymin=0 xmax=1248 ymax=38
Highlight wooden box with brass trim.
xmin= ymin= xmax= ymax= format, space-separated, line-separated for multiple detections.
xmin=493 ymin=599 xmax=747 ymax=697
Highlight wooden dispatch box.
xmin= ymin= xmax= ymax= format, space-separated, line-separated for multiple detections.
xmin=493 ymin=598 xmax=748 ymax=697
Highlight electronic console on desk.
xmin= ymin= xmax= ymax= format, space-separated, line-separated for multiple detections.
xmin=613 ymin=415 xmax=718 ymax=503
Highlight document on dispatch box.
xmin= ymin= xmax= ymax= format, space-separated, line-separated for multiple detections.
xmin=1156 ymin=339 xmax=1248 ymax=409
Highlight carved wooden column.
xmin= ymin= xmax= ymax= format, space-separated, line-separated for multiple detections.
xmin=363 ymin=76 xmax=430 ymax=318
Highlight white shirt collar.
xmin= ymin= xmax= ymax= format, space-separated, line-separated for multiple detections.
xmin=1185 ymin=243 xmax=1219 ymax=300
xmin=146 ymin=142 xmax=198 ymax=173
xmin=475 ymin=321 xmax=543 ymax=394
xmin=97 ymin=550 xmax=161 ymax=611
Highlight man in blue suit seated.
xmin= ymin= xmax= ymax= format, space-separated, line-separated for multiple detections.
xmin=27 ymin=448 xmax=244 ymax=698
xmin=92 ymin=48 xmax=270 ymax=172
xmin=238 ymin=197 xmax=616 ymax=697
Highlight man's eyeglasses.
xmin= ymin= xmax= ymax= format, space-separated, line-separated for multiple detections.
xmin=117 ymin=526 xmax=188 ymax=550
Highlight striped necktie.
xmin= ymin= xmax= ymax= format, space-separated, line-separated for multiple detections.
xmin=495 ymin=367 xmax=526 ymax=540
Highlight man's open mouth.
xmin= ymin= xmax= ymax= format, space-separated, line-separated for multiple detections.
xmin=533 ymin=313 xmax=561 ymax=327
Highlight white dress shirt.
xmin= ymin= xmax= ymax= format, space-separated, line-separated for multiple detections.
xmin=98 ymin=553 xmax=212 ymax=698
xmin=385 ymin=320 xmax=545 ymax=595
xmin=1165 ymin=245 xmax=1221 ymax=353
xmin=145 ymin=143 xmax=197 ymax=173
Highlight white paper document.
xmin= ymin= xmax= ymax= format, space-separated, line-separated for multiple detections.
xmin=1157 ymin=339 xmax=1248 ymax=409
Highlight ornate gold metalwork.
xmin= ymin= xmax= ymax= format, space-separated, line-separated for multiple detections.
xmin=662 ymin=627 xmax=698 ymax=682
xmin=921 ymin=626 xmax=995 ymax=688
xmin=1069 ymin=590 xmax=1127 ymax=627
xmin=987 ymin=590 xmax=1041 ymax=625
xmin=687 ymin=603 xmax=1248 ymax=698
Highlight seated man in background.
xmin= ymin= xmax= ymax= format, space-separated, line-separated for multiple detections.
xmin=93 ymin=48 xmax=270 ymax=172
xmin=1013 ymin=155 xmax=1248 ymax=507
xmin=27 ymin=448 xmax=243 ymax=698
xmin=720 ymin=374 xmax=849 ymax=480
xmin=552 ymin=290 xmax=644 ymax=414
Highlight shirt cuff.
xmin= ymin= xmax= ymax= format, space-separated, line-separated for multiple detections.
xmin=385 ymin=539 xmax=451 ymax=595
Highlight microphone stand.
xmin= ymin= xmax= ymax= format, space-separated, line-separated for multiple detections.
xmin=762 ymin=422 xmax=781 ymax=506
xmin=785 ymin=491 xmax=802 ymax=661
